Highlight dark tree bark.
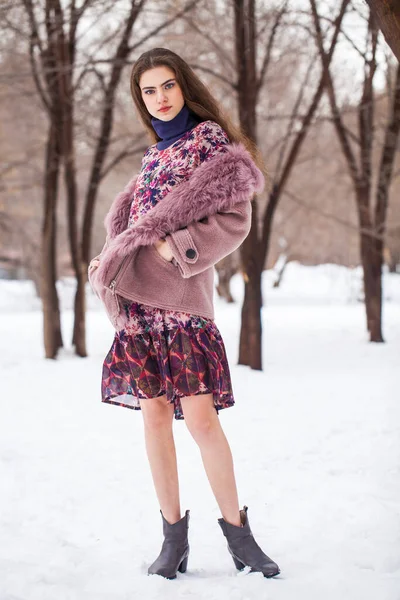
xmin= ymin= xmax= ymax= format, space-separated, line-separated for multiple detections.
xmin=365 ymin=0 xmax=400 ymax=61
xmin=21 ymin=0 xmax=93 ymax=357
xmin=41 ymin=122 xmax=63 ymax=358
xmin=215 ymin=257 xmax=237 ymax=302
xmin=234 ymin=0 xmax=263 ymax=370
xmin=311 ymin=1 xmax=400 ymax=342
xmin=50 ymin=0 xmax=87 ymax=356
xmin=23 ymin=0 xmax=66 ymax=358
xmin=372 ymin=60 xmax=400 ymax=331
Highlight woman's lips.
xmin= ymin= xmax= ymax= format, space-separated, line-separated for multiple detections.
xmin=159 ymin=106 xmax=172 ymax=113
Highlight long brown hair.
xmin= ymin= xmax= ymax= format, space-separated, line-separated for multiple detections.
xmin=130 ymin=47 xmax=264 ymax=172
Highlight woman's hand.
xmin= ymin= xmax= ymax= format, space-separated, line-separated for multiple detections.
xmin=89 ymin=258 xmax=100 ymax=271
xmin=154 ymin=238 xmax=174 ymax=262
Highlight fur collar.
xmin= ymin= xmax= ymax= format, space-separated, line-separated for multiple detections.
xmin=105 ymin=142 xmax=263 ymax=248
xmin=96 ymin=142 xmax=264 ymax=283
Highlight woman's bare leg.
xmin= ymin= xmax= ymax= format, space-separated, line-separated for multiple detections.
xmin=140 ymin=394 xmax=181 ymax=524
xmin=180 ymin=393 xmax=241 ymax=527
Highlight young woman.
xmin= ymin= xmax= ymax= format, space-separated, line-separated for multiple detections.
xmin=89 ymin=47 xmax=280 ymax=580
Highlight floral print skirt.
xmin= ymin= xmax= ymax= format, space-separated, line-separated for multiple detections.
xmin=101 ymin=299 xmax=235 ymax=420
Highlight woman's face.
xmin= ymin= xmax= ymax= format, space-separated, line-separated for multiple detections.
xmin=139 ymin=65 xmax=185 ymax=121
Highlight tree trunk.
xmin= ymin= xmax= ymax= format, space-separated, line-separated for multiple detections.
xmin=360 ymin=231 xmax=384 ymax=342
xmin=365 ymin=0 xmax=400 ymax=62
xmin=41 ymin=123 xmax=63 ymax=358
xmin=238 ymin=212 xmax=263 ymax=368
xmin=273 ymin=255 xmax=290 ymax=288
xmin=239 ymin=262 xmax=263 ymax=370
xmin=234 ymin=0 xmax=263 ymax=369
xmin=60 ymin=57 xmax=87 ymax=356
xmin=216 ymin=257 xmax=236 ymax=302
xmin=387 ymin=250 xmax=399 ymax=273
xmin=72 ymin=274 xmax=87 ymax=354
xmin=65 ymin=144 xmax=87 ymax=356
xmin=356 ymin=183 xmax=384 ymax=342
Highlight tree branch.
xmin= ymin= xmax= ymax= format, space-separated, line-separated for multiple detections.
xmin=189 ymin=63 xmax=237 ymax=90
xmin=283 ymin=187 xmax=394 ymax=242
xmin=273 ymin=55 xmax=315 ymax=183
xmin=100 ymin=139 xmax=148 ymax=181
xmin=310 ymin=0 xmax=360 ymax=188
xmin=256 ymin=1 xmax=288 ymax=98
xmin=260 ymin=0 xmax=350 ymax=257
xmin=358 ymin=10 xmax=378 ymax=191
xmin=182 ymin=13 xmax=236 ymax=70
xmin=128 ymin=0 xmax=198 ymax=52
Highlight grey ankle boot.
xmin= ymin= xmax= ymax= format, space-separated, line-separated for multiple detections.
xmin=148 ymin=509 xmax=190 ymax=579
xmin=218 ymin=505 xmax=280 ymax=578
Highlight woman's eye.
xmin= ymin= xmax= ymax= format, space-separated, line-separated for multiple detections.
xmin=143 ymin=82 xmax=174 ymax=96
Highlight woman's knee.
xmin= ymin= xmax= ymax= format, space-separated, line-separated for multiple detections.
xmin=140 ymin=394 xmax=173 ymax=431
xmin=181 ymin=395 xmax=219 ymax=444
xmin=187 ymin=417 xmax=218 ymax=445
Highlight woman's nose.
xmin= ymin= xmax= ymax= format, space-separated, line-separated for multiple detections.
xmin=156 ymin=88 xmax=168 ymax=104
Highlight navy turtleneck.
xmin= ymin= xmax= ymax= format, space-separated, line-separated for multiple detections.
xmin=151 ymin=104 xmax=200 ymax=150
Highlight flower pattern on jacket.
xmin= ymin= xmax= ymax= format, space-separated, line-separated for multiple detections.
xmin=128 ymin=120 xmax=229 ymax=227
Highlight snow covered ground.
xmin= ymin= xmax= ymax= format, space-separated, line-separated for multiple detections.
xmin=1 ymin=264 xmax=399 ymax=600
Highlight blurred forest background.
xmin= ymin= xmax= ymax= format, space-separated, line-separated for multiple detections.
xmin=0 ymin=0 xmax=399 ymax=363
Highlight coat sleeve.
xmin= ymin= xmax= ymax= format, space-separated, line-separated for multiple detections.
xmin=88 ymin=236 xmax=110 ymax=297
xmin=163 ymin=120 xmax=252 ymax=278
xmin=87 ymin=170 xmax=139 ymax=295
xmin=164 ymin=200 xmax=251 ymax=278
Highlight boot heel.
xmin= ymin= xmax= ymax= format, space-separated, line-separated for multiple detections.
xmin=178 ymin=556 xmax=188 ymax=573
xmin=230 ymin=551 xmax=245 ymax=570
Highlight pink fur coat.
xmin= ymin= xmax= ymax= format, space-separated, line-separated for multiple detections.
xmin=88 ymin=142 xmax=264 ymax=330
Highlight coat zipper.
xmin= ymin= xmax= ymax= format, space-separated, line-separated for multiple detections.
xmin=108 ymin=256 xmax=128 ymax=294
xmin=107 ymin=256 xmax=129 ymax=326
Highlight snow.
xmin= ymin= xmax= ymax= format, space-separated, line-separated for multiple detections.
xmin=1 ymin=263 xmax=399 ymax=600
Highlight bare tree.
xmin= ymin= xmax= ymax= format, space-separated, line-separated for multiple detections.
xmin=233 ymin=0 xmax=349 ymax=369
xmin=310 ymin=0 xmax=400 ymax=342
xmin=77 ymin=0 xmax=198 ymax=354
xmin=20 ymin=0 xmax=67 ymax=357
xmin=71 ymin=0 xmax=147 ymax=356
xmin=15 ymin=0 xmax=198 ymax=358
xmin=19 ymin=0 xmax=150 ymax=357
